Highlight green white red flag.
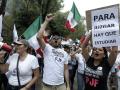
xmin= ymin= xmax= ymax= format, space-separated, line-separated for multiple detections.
xmin=65 ymin=2 xmax=81 ymax=32
xmin=22 ymin=16 xmax=44 ymax=57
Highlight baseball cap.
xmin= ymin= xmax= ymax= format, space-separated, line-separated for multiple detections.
xmin=14 ymin=39 xmax=29 ymax=47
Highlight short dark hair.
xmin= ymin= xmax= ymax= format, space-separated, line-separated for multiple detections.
xmin=63 ymin=45 xmax=70 ymax=49
xmin=103 ymin=47 xmax=108 ymax=59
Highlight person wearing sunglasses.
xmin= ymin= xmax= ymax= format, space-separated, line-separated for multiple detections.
xmin=0 ymin=39 xmax=40 ymax=90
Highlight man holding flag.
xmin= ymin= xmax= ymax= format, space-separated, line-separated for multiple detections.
xmin=37 ymin=14 xmax=70 ymax=90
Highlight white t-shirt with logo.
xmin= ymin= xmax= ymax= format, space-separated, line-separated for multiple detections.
xmin=43 ymin=44 xmax=68 ymax=85
xmin=6 ymin=53 xmax=39 ymax=86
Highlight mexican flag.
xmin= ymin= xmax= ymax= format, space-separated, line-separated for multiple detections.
xmin=22 ymin=16 xmax=43 ymax=57
xmin=65 ymin=2 xmax=81 ymax=32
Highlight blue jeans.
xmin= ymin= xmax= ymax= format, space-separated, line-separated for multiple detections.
xmin=77 ymin=72 xmax=85 ymax=90
xmin=69 ymin=69 xmax=77 ymax=90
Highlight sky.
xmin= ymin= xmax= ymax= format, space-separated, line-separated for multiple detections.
xmin=62 ymin=0 xmax=120 ymax=16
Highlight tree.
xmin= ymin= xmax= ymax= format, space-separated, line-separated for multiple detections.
xmin=14 ymin=0 xmax=64 ymax=35
xmin=4 ymin=0 xmax=85 ymax=43
xmin=49 ymin=12 xmax=85 ymax=39
xmin=0 ymin=0 xmax=7 ymax=15
xmin=49 ymin=12 xmax=69 ymax=36
xmin=40 ymin=0 xmax=63 ymax=21
xmin=3 ymin=0 xmax=63 ymax=43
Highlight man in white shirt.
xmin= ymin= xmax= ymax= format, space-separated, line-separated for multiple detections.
xmin=37 ymin=14 xmax=70 ymax=90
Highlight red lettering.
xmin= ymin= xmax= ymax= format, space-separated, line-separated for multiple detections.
xmin=86 ymin=77 xmax=99 ymax=87
xmin=89 ymin=78 xmax=95 ymax=86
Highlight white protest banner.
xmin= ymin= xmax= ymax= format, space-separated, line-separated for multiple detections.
xmin=91 ymin=4 xmax=119 ymax=47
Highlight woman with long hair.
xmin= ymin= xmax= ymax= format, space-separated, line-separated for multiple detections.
xmin=81 ymin=38 xmax=118 ymax=90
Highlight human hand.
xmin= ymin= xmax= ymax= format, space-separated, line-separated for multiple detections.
xmin=45 ymin=13 xmax=54 ymax=22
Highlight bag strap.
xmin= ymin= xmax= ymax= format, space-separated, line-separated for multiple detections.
xmin=16 ymin=55 xmax=21 ymax=88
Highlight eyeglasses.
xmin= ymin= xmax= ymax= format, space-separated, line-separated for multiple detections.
xmin=52 ymin=36 xmax=62 ymax=40
xmin=52 ymin=37 xmax=60 ymax=40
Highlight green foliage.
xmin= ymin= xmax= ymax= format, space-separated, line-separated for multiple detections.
xmin=13 ymin=0 xmax=64 ymax=35
xmin=0 ymin=0 xmax=7 ymax=15
xmin=49 ymin=12 xmax=85 ymax=39
xmin=4 ymin=0 xmax=85 ymax=43
xmin=13 ymin=0 xmax=41 ymax=35
xmin=3 ymin=16 xmax=13 ymax=43
xmin=4 ymin=0 xmax=63 ymax=43
xmin=49 ymin=12 xmax=70 ymax=36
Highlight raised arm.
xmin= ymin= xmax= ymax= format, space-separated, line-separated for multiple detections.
xmin=108 ymin=46 xmax=118 ymax=66
xmin=72 ymin=31 xmax=91 ymax=62
xmin=37 ymin=14 xmax=54 ymax=50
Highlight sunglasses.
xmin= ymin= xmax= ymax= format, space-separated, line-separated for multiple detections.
xmin=52 ymin=36 xmax=62 ymax=40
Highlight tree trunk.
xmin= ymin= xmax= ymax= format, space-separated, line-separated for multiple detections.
xmin=0 ymin=0 xmax=7 ymax=15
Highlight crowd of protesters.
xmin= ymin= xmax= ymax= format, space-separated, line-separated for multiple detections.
xmin=0 ymin=14 xmax=119 ymax=90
